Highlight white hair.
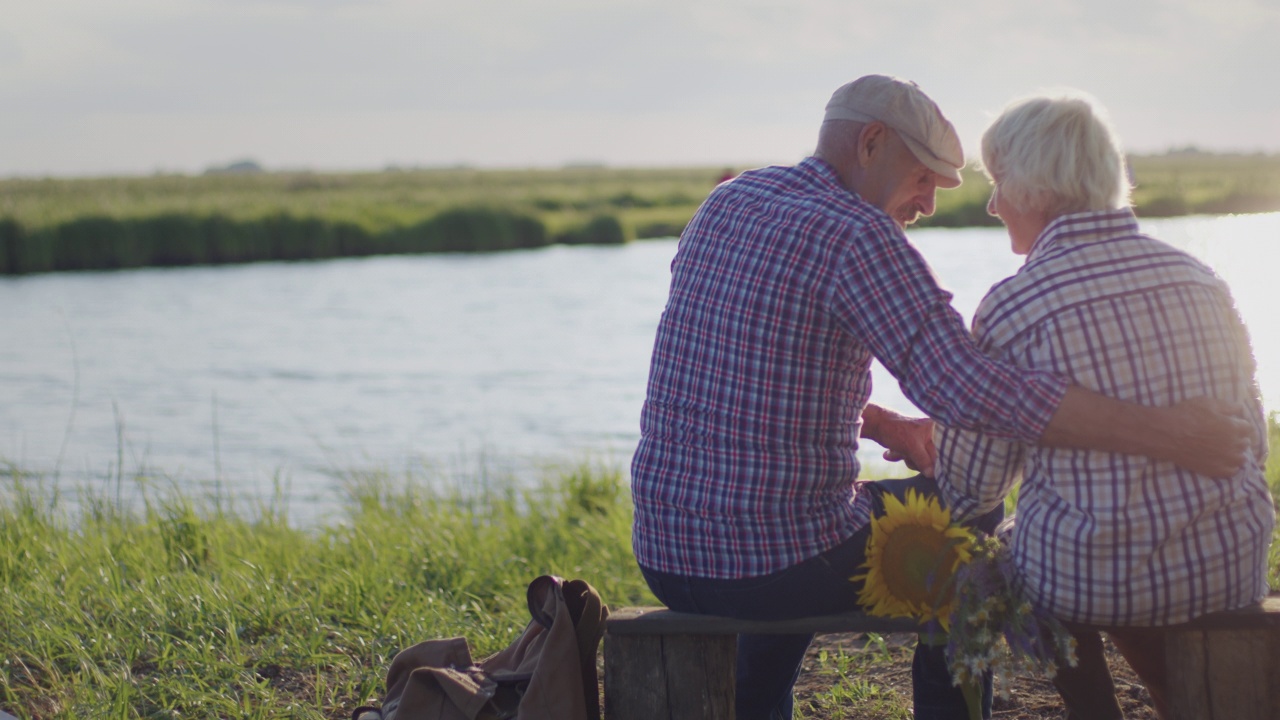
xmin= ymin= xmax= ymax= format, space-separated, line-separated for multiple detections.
xmin=980 ymin=91 xmax=1131 ymax=217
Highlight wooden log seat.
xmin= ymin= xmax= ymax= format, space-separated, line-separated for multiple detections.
xmin=603 ymin=597 xmax=1280 ymax=720
xmin=1165 ymin=595 xmax=1280 ymax=720
xmin=602 ymin=607 xmax=920 ymax=720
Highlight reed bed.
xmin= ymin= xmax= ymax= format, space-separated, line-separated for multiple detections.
xmin=3 ymin=153 xmax=1277 ymax=275
xmin=0 ymin=166 xmax=705 ymax=275
xmin=0 ymin=208 xmax=623 ymax=275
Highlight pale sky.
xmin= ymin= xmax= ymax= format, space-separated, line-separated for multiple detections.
xmin=3 ymin=0 xmax=1279 ymax=178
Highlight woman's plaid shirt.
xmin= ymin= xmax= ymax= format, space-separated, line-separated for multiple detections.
xmin=630 ymin=158 xmax=1067 ymax=579
xmin=936 ymin=209 xmax=1274 ymax=625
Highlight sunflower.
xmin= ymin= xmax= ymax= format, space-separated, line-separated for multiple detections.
xmin=851 ymin=489 xmax=975 ymax=631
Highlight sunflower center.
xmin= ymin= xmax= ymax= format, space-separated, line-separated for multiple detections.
xmin=878 ymin=524 xmax=960 ymax=607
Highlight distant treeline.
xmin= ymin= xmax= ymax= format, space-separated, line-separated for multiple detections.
xmin=0 ymin=209 xmax=625 ymax=275
xmin=2 ymin=153 xmax=1278 ymax=274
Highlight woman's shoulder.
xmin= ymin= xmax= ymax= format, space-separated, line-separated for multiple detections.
xmin=971 ymin=230 xmax=1230 ymax=348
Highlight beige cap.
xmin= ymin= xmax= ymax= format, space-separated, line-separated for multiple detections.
xmin=824 ymin=75 xmax=964 ymax=188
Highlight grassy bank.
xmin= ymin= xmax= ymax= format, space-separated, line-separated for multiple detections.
xmin=2 ymin=153 xmax=1279 ymax=274
xmin=0 ymin=462 xmax=652 ymax=718
xmin=2 ymin=413 xmax=1278 ymax=718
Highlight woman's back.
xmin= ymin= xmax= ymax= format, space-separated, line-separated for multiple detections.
xmin=938 ymin=209 xmax=1273 ymax=626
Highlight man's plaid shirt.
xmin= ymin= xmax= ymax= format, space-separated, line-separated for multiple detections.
xmin=936 ymin=209 xmax=1274 ymax=625
xmin=630 ymin=157 xmax=1067 ymax=579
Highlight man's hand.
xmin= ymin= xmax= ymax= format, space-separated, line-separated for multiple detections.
xmin=862 ymin=403 xmax=937 ymax=476
xmin=1040 ymin=389 xmax=1253 ymax=479
xmin=1158 ymin=396 xmax=1253 ymax=478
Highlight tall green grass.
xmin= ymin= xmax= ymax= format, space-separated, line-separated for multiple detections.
xmin=0 ymin=207 xmax=620 ymax=275
xmin=0 ymin=462 xmax=652 ymax=719
xmin=1266 ymin=413 xmax=1280 ymax=590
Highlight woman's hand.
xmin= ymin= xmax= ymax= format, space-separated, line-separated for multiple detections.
xmin=862 ymin=403 xmax=938 ymax=477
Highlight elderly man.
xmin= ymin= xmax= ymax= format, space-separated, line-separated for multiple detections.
xmin=933 ymin=92 xmax=1274 ymax=720
xmin=630 ymin=75 xmax=1249 ymax=720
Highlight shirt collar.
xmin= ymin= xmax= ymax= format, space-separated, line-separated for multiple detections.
xmin=801 ymin=156 xmax=849 ymax=192
xmin=1027 ymin=208 xmax=1141 ymax=261
xmin=802 ymin=156 xmax=889 ymax=216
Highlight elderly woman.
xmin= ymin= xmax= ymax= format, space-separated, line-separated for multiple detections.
xmin=932 ymin=92 xmax=1274 ymax=719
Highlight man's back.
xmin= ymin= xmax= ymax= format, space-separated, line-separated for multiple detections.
xmin=631 ymin=156 xmax=1066 ymax=580
xmin=631 ymin=158 xmax=888 ymax=580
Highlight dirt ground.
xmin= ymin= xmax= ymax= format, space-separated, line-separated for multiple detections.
xmin=792 ymin=631 xmax=1157 ymax=719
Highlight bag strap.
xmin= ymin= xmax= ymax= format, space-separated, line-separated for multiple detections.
xmin=562 ymin=578 xmax=609 ymax=720
xmin=525 ymin=575 xmax=563 ymax=630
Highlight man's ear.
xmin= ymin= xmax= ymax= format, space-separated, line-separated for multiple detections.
xmin=856 ymin=121 xmax=888 ymax=166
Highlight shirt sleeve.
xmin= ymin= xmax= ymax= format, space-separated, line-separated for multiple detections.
xmin=824 ymin=215 xmax=1066 ymax=442
xmin=933 ymin=422 xmax=1025 ymax=522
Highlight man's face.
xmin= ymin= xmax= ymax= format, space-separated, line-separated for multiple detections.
xmin=866 ymin=131 xmax=940 ymax=228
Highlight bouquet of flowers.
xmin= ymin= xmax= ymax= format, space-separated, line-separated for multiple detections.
xmin=945 ymin=533 xmax=1077 ymax=697
xmin=851 ymin=490 xmax=1077 ymax=716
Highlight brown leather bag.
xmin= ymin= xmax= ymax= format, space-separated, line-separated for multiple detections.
xmin=353 ymin=576 xmax=608 ymax=720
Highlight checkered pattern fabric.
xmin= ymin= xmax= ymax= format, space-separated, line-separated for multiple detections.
xmin=630 ymin=157 xmax=1067 ymax=579
xmin=935 ymin=208 xmax=1274 ymax=625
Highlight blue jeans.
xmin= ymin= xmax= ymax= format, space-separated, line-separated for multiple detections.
xmin=640 ymin=475 xmax=997 ymax=720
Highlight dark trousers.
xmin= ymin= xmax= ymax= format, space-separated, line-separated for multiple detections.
xmin=1051 ymin=623 xmax=1170 ymax=720
xmin=640 ymin=475 xmax=999 ymax=720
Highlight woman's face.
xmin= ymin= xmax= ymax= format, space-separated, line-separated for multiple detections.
xmin=987 ymin=181 xmax=1048 ymax=256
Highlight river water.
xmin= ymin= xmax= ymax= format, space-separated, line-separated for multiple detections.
xmin=3 ymin=213 xmax=1278 ymax=520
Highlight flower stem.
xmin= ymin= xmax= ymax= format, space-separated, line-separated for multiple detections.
xmin=960 ymin=677 xmax=984 ymax=720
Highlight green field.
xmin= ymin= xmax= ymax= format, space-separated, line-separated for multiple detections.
xmin=2 ymin=152 xmax=1279 ymax=274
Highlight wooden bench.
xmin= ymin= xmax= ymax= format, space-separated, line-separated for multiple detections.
xmin=602 ymin=607 xmax=921 ymax=720
xmin=1164 ymin=596 xmax=1280 ymax=720
xmin=602 ymin=598 xmax=1280 ymax=720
